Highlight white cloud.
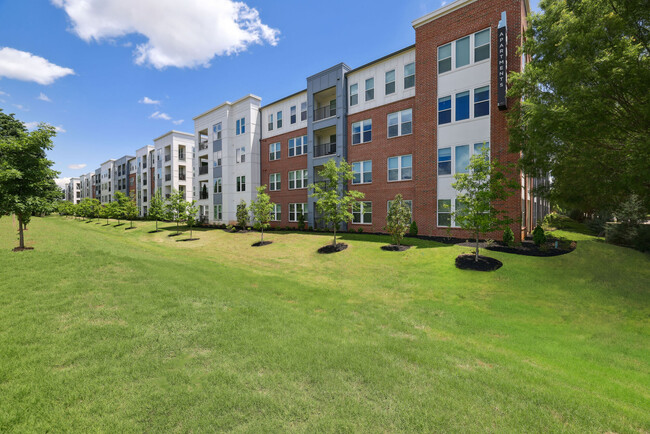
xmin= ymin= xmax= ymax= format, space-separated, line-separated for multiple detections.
xmin=55 ymin=125 xmax=67 ymax=133
xmin=0 ymin=90 xmax=8 ymax=96
xmin=139 ymin=96 xmax=160 ymax=104
xmin=55 ymin=177 xmax=71 ymax=189
xmin=51 ymin=0 xmax=279 ymax=69
xmin=24 ymin=121 xmax=66 ymax=133
xmin=68 ymin=163 xmax=86 ymax=170
xmin=172 ymin=119 xmax=184 ymax=125
xmin=0 ymin=47 xmax=75 ymax=85
xmin=149 ymin=111 xmax=171 ymax=120
xmin=13 ymin=104 xmax=28 ymax=111
xmin=37 ymin=92 xmax=52 ymax=102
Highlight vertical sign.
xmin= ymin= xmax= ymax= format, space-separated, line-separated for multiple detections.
xmin=497 ymin=12 xmax=508 ymax=110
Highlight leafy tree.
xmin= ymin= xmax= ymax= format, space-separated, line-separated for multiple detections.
xmin=508 ymin=0 xmax=650 ymax=213
xmin=236 ymin=199 xmax=249 ymax=229
xmin=185 ymin=200 xmax=199 ymax=239
xmin=113 ymin=191 xmax=131 ymax=225
xmin=105 ymin=200 xmax=121 ymax=225
xmin=409 ymin=220 xmax=418 ymax=237
xmin=385 ymin=194 xmax=412 ymax=247
xmin=148 ymin=190 xmax=165 ymax=232
xmin=99 ymin=204 xmax=110 ymax=225
xmin=166 ymin=189 xmax=187 ymax=235
xmin=88 ymin=198 xmax=101 ymax=221
xmin=77 ymin=198 xmax=92 ymax=220
xmin=123 ymin=194 xmax=139 ymax=229
xmin=452 ymin=147 xmax=518 ymax=262
xmin=0 ymin=123 xmax=60 ymax=250
xmin=249 ymin=185 xmax=275 ymax=244
xmin=309 ymin=159 xmax=365 ymax=246
xmin=532 ymin=225 xmax=547 ymax=246
xmin=606 ymin=194 xmax=646 ymax=246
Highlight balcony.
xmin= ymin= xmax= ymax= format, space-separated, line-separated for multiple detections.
xmin=314 ymin=105 xmax=336 ymax=122
xmin=314 ymin=142 xmax=336 ymax=158
xmin=179 ymin=174 xmax=186 ymax=181
xmin=165 ymin=155 xmax=171 ymax=162
xmin=199 ymin=141 xmax=209 ymax=151
xmin=178 ymin=153 xmax=185 ymax=161
xmin=198 ymin=166 xmax=209 ymax=175
xmin=165 ymin=174 xmax=172 ymax=181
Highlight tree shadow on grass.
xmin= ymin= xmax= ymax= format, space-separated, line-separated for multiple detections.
xmin=148 ymin=229 xmax=163 ymax=234
xmin=113 ymin=223 xmax=125 ymax=228
xmin=125 ymin=227 xmax=136 ymax=230
xmin=176 ymin=238 xmax=200 ymax=242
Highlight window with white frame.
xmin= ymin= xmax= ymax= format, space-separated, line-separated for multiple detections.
xmin=236 ymin=117 xmax=245 ymax=135
xmin=388 ymin=155 xmax=412 ymax=181
xmin=385 ymin=70 xmax=395 ymax=95
xmin=352 ymin=160 xmax=372 ymax=184
xmin=456 ymin=36 xmax=470 ymax=68
xmin=290 ymin=106 xmax=297 ymax=124
xmin=300 ymin=102 xmax=307 ymax=121
xmin=365 ymin=78 xmax=374 ymax=101
xmin=387 ymin=199 xmax=413 ymax=222
xmin=351 ymin=119 xmax=372 ymax=145
xmin=353 ymin=201 xmax=372 ymax=224
xmin=438 ymin=96 xmax=451 ymax=125
xmin=438 ymin=199 xmax=451 ymax=227
xmin=288 ymin=135 xmax=308 ymax=157
xmin=277 ymin=111 xmax=283 ymax=129
xmin=215 ymin=150 xmax=222 ymax=166
xmin=474 ymin=29 xmax=490 ymax=61
xmin=404 ymin=62 xmax=415 ymax=89
xmin=438 ymin=142 xmax=489 ymax=176
xmin=269 ymin=173 xmax=281 ymax=191
xmin=387 ymin=109 xmax=412 ymax=138
xmin=289 ymin=203 xmax=307 ymax=222
xmin=438 ymin=147 xmax=452 ymax=175
xmin=236 ymin=175 xmax=246 ymax=192
xmin=438 ymin=29 xmax=490 ymax=75
xmin=350 ymin=83 xmax=358 ymax=106
xmin=474 ymin=86 xmax=490 ymax=117
xmin=438 ymin=43 xmax=452 ymax=73
xmin=288 ymin=169 xmax=308 ymax=189
xmin=456 ymin=90 xmax=470 ymax=121
xmin=214 ymin=204 xmax=222 ymax=221
xmin=271 ymin=204 xmax=281 ymax=221
xmin=236 ymin=146 xmax=246 ymax=163
xmin=213 ymin=122 xmax=222 ymax=140
xmin=438 ymin=87 xmax=489 ymax=125
xmin=214 ymin=177 xmax=222 ymax=193
xmin=269 ymin=142 xmax=281 ymax=161
xmin=267 ymin=113 xmax=273 ymax=131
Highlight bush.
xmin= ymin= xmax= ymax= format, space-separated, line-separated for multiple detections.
xmin=297 ymin=213 xmax=306 ymax=231
xmin=634 ymin=225 xmax=650 ymax=252
xmin=409 ymin=221 xmax=418 ymax=236
xmin=533 ymin=225 xmax=546 ymax=246
xmin=585 ymin=213 xmax=610 ymax=236
xmin=502 ymin=227 xmax=514 ymax=246
xmin=357 ymin=227 xmax=363 ymax=233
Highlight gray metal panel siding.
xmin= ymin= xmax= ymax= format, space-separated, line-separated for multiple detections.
xmin=213 ymin=139 xmax=222 ymax=153
xmin=213 ymin=193 xmax=222 ymax=205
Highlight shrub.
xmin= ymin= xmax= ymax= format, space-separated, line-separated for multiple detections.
xmin=502 ymin=227 xmax=514 ymax=246
xmin=585 ymin=213 xmax=610 ymax=236
xmin=409 ymin=220 xmax=418 ymax=236
xmin=533 ymin=225 xmax=547 ymax=246
xmin=297 ymin=213 xmax=306 ymax=231
xmin=633 ymin=225 xmax=650 ymax=253
xmin=357 ymin=227 xmax=363 ymax=233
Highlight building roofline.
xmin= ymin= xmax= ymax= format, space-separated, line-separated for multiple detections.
xmin=346 ymin=45 xmax=416 ymax=75
xmin=261 ymin=89 xmax=308 ymax=109
xmin=100 ymin=159 xmax=115 ymax=165
xmin=136 ymin=144 xmax=154 ymax=152
xmin=153 ymin=130 xmax=194 ymax=141
xmin=192 ymin=93 xmax=262 ymax=120
xmin=306 ymin=62 xmax=351 ymax=80
xmin=412 ymin=0 xmax=530 ymax=28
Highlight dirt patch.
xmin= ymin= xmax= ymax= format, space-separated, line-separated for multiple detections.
xmin=317 ymin=243 xmax=348 ymax=254
xmin=252 ymin=241 xmax=273 ymax=247
xmin=381 ymin=244 xmax=412 ymax=252
xmin=12 ymin=246 xmax=34 ymax=252
xmin=455 ymin=254 xmax=503 ymax=271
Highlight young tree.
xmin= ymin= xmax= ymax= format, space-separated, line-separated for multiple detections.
xmin=309 ymin=159 xmax=365 ymax=247
xmin=113 ymin=192 xmax=131 ymax=225
xmin=236 ymin=199 xmax=249 ymax=229
xmin=249 ymin=185 xmax=275 ymax=244
xmin=88 ymin=198 xmax=101 ymax=222
xmin=0 ymin=122 xmax=60 ymax=250
xmin=77 ymin=198 xmax=92 ymax=220
xmin=99 ymin=204 xmax=110 ymax=225
xmin=106 ymin=200 xmax=121 ymax=225
xmin=185 ymin=200 xmax=199 ymax=239
xmin=166 ymin=189 xmax=187 ymax=235
xmin=123 ymin=194 xmax=139 ymax=229
xmin=452 ymin=146 xmax=517 ymax=262
xmin=148 ymin=190 xmax=165 ymax=232
xmin=385 ymin=194 xmax=412 ymax=247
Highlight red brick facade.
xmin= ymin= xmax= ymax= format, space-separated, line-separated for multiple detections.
xmin=129 ymin=173 xmax=136 ymax=199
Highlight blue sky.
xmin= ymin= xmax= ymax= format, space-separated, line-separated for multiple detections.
xmin=0 ymin=0 xmax=539 ymax=184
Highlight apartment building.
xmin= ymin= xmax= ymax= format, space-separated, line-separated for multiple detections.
xmin=78 ymin=172 xmax=93 ymax=200
xmin=113 ymin=155 xmax=134 ymax=199
xmin=153 ymin=131 xmax=194 ymax=202
xmin=65 ymin=178 xmax=81 ymax=204
xmin=93 ymin=168 xmax=101 ymax=199
xmin=193 ymin=95 xmax=261 ymax=223
xmin=99 ymin=160 xmax=115 ymax=204
xmin=135 ymin=145 xmax=154 ymax=216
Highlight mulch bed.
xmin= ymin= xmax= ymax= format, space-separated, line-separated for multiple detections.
xmin=317 ymin=243 xmax=348 ymax=254
xmin=381 ymin=244 xmax=412 ymax=252
xmin=455 ymin=254 xmax=503 ymax=271
xmin=252 ymin=241 xmax=273 ymax=247
xmin=12 ymin=247 xmax=34 ymax=252
xmin=457 ymin=238 xmax=576 ymax=257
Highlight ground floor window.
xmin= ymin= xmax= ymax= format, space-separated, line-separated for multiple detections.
xmin=353 ymin=201 xmax=372 ymax=224
xmin=214 ymin=204 xmax=222 ymax=221
xmin=271 ymin=204 xmax=281 ymax=221
xmin=289 ymin=203 xmax=307 ymax=222
xmin=438 ymin=199 xmax=451 ymax=227
xmin=387 ymin=199 xmax=413 ymax=222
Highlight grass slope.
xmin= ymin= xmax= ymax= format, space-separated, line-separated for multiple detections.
xmin=0 ymin=216 xmax=648 ymax=432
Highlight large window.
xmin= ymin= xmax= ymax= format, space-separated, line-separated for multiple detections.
xmin=455 ymin=145 xmax=470 ymax=174
xmin=215 ymin=150 xmax=222 ymax=166
xmin=267 ymin=114 xmax=273 ymax=131
xmin=385 ymin=70 xmax=395 ymax=95
xmin=474 ymin=29 xmax=490 ymax=62
xmin=350 ymin=83 xmax=358 ymax=106
xmin=474 ymin=86 xmax=490 ymax=117
xmin=438 ymin=148 xmax=452 ymax=175
xmin=438 ymin=96 xmax=451 ymax=125
xmin=236 ymin=146 xmax=246 ymax=163
xmin=236 ymin=117 xmax=245 ymax=135
xmin=288 ymin=135 xmax=308 ymax=157
xmin=456 ymin=36 xmax=470 ymax=68
xmin=352 ymin=160 xmax=372 ymax=184
xmin=388 ymin=155 xmax=412 ymax=181
xmin=455 ymin=91 xmax=470 ymax=121
xmin=269 ymin=173 xmax=281 ymax=191
xmin=352 ymin=119 xmax=372 ymax=145
xmin=387 ymin=109 xmax=412 ymax=138
xmin=387 ymin=199 xmax=413 ymax=222
xmin=277 ymin=111 xmax=283 ymax=129
xmin=214 ymin=177 xmax=222 ymax=193
xmin=288 ymin=169 xmax=308 ymax=189
xmin=404 ymin=62 xmax=415 ymax=89
xmin=438 ymin=142 xmax=489 ymax=176
xmin=213 ymin=123 xmax=222 ymax=140
xmin=438 ymin=29 xmax=490 ymax=75
xmin=289 ymin=203 xmax=307 ymax=222
xmin=365 ymin=78 xmax=374 ymax=101
xmin=269 ymin=142 xmax=281 ymax=161
xmin=438 ymin=43 xmax=452 ymax=73
xmin=236 ymin=175 xmax=246 ymax=192
xmin=214 ymin=204 xmax=222 ymax=221
xmin=300 ymin=102 xmax=307 ymax=121
xmin=290 ymin=106 xmax=296 ymax=124
xmin=353 ymin=201 xmax=372 ymax=224
xmin=271 ymin=204 xmax=281 ymax=221
xmin=438 ymin=199 xmax=451 ymax=227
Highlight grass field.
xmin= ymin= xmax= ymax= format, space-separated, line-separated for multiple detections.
xmin=0 ymin=216 xmax=648 ymax=432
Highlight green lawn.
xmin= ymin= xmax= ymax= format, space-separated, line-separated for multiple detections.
xmin=0 ymin=216 xmax=648 ymax=432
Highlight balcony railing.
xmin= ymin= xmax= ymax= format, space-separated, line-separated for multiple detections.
xmin=165 ymin=174 xmax=172 ymax=181
xmin=178 ymin=154 xmax=185 ymax=161
xmin=165 ymin=155 xmax=171 ymax=162
xmin=198 ymin=166 xmax=209 ymax=175
xmin=179 ymin=174 xmax=186 ymax=181
xmin=199 ymin=141 xmax=209 ymax=151
xmin=314 ymin=142 xmax=336 ymax=158
xmin=199 ymin=191 xmax=209 ymax=200
xmin=314 ymin=105 xmax=336 ymax=121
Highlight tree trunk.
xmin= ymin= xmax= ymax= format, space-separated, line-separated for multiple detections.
xmin=130 ymin=220 xmax=133 ymax=228
xmin=156 ymin=219 xmax=158 ymax=231
xmin=261 ymin=228 xmax=264 ymax=243
xmin=18 ymin=216 xmax=25 ymax=249
xmin=177 ymin=220 xmax=180 ymax=235
xmin=475 ymin=230 xmax=480 ymax=262
xmin=333 ymin=226 xmax=337 ymax=246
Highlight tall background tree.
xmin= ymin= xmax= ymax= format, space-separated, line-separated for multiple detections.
xmin=508 ymin=0 xmax=650 ymax=213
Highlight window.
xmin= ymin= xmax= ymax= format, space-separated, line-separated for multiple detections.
xmin=213 ymin=122 xmax=222 ymax=140
xmin=387 ymin=109 xmax=412 ymax=138
xmin=300 ymin=102 xmax=307 ymax=121
xmin=438 ymin=43 xmax=452 ymax=73
xmin=290 ymin=106 xmax=296 ymax=124
xmin=271 ymin=204 xmax=281 ymax=221
xmin=350 ymin=83 xmax=358 ymax=106
xmin=289 ymin=169 xmax=308 ymax=189
xmin=353 ymin=201 xmax=372 ymax=224
xmin=277 ymin=111 xmax=283 ymax=129
xmin=438 ymin=199 xmax=451 ymax=226
xmin=385 ymin=70 xmax=395 ymax=95
xmin=236 ymin=146 xmax=246 ymax=163
xmin=438 ymin=148 xmax=452 ymax=175
xmin=404 ymin=62 xmax=415 ymax=89
xmin=268 ymin=113 xmax=273 ymax=131
xmin=455 ymin=145 xmax=470 ymax=174
xmin=474 ymin=86 xmax=490 ymax=117
xmin=456 ymin=91 xmax=470 ymax=121
xmin=387 ymin=199 xmax=413 ymax=222
xmin=438 ymin=96 xmax=452 ymax=125
xmin=215 ymin=150 xmax=222 ymax=166
xmin=456 ymin=36 xmax=470 ymax=68
xmin=351 ymin=119 xmax=372 ymax=145
xmin=288 ymin=135 xmax=308 ymax=157
xmin=269 ymin=142 xmax=281 ymax=161
xmin=236 ymin=117 xmax=245 ymax=135
xmin=289 ymin=203 xmax=307 ymax=222
xmin=214 ymin=204 xmax=222 ymax=221
xmin=352 ymin=160 xmax=372 ymax=184
xmin=365 ymin=78 xmax=374 ymax=101
xmin=269 ymin=173 xmax=281 ymax=191
xmin=236 ymin=176 xmax=245 ymax=192
xmin=474 ymin=141 xmax=490 ymax=156
xmin=474 ymin=29 xmax=490 ymax=62
xmin=388 ymin=155 xmax=412 ymax=181
xmin=214 ymin=177 xmax=222 ymax=193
